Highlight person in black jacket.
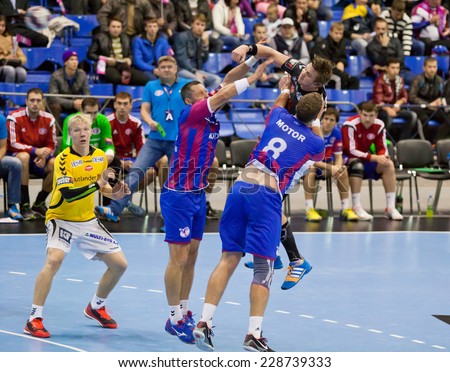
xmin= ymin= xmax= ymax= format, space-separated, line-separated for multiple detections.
xmin=311 ymin=22 xmax=359 ymax=89
xmin=87 ymin=17 xmax=149 ymax=86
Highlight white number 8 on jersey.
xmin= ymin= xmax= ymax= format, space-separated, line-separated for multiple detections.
xmin=262 ymin=138 xmax=287 ymax=159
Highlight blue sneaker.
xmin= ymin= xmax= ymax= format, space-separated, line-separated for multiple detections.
xmin=127 ymin=202 xmax=146 ymax=217
xmin=281 ymin=259 xmax=312 ymax=290
xmin=7 ymin=205 xmax=24 ymax=221
xmin=183 ymin=311 xmax=196 ymax=330
xmin=165 ymin=318 xmax=195 ymax=344
xmin=95 ymin=206 xmax=120 ymax=222
xmin=244 ymin=255 xmax=283 ymax=270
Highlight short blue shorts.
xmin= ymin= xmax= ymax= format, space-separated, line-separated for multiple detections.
xmin=160 ymin=187 xmax=206 ymax=244
xmin=363 ymin=161 xmax=382 ymax=181
xmin=219 ymin=181 xmax=282 ymax=260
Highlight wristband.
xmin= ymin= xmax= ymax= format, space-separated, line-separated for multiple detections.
xmin=311 ymin=119 xmax=321 ymax=128
xmin=234 ymin=78 xmax=250 ymax=95
xmin=244 ymin=56 xmax=259 ymax=67
xmin=246 ymin=44 xmax=258 ymax=56
xmin=281 ymin=89 xmax=290 ymax=95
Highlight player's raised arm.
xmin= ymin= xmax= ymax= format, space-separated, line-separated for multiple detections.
xmin=232 ymin=44 xmax=289 ymax=67
xmin=273 ymin=74 xmax=292 ymax=108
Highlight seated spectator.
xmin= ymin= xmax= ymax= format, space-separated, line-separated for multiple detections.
xmin=58 ymin=0 xmax=105 ymax=14
xmin=48 ymin=50 xmax=90 ymax=132
xmin=212 ymin=0 xmax=247 ymax=50
xmin=0 ymin=112 xmax=23 ymax=220
xmin=97 ymin=0 xmax=156 ymax=40
xmin=303 ymin=108 xmax=358 ymax=222
xmin=411 ymin=0 xmax=450 ymax=55
xmin=341 ymin=101 xmax=403 ymax=221
xmin=0 ymin=0 xmax=49 ymax=47
xmin=342 ymin=0 xmax=375 ymax=56
xmin=409 ymin=56 xmax=450 ymax=143
xmin=262 ymin=2 xmax=282 ymax=38
xmin=0 ymin=15 xmax=26 ymax=83
xmin=308 ymin=0 xmax=332 ymax=21
xmin=174 ymin=0 xmax=224 ymax=53
xmin=88 ymin=17 xmax=149 ymax=86
xmin=380 ymin=0 xmax=425 ymax=56
xmin=147 ymin=0 xmax=177 ymax=38
xmin=239 ymin=0 xmax=257 ymax=18
xmin=256 ymin=0 xmax=286 ymax=17
xmin=311 ymin=21 xmax=360 ymax=90
xmin=372 ymin=58 xmax=418 ymax=142
xmin=132 ymin=18 xmax=172 ymax=80
xmin=6 ymin=88 xmax=56 ymax=220
xmin=173 ymin=14 xmax=221 ymax=90
xmin=367 ymin=17 xmax=415 ymax=85
xmin=269 ymin=17 xmax=310 ymax=66
xmin=248 ymin=23 xmax=278 ymax=85
xmin=284 ymin=0 xmax=320 ymax=51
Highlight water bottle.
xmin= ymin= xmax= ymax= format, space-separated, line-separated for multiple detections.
xmin=426 ymin=195 xmax=434 ymax=218
xmin=395 ymin=194 xmax=403 ymax=214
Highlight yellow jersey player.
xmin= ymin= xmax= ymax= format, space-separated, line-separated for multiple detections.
xmin=24 ymin=113 xmax=130 ymax=338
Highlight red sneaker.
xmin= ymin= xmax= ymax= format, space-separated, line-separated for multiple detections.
xmin=84 ymin=303 xmax=117 ymax=328
xmin=24 ymin=317 xmax=50 ymax=338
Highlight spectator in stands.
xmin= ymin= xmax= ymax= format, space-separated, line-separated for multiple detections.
xmin=369 ymin=0 xmax=382 ymax=17
xmin=380 ymin=0 xmax=425 ymax=56
xmin=284 ymin=0 xmax=320 ymax=51
xmin=262 ymin=2 xmax=282 ymax=38
xmin=303 ymin=107 xmax=358 ymax=222
xmin=307 ymin=0 xmax=332 ymax=21
xmin=311 ymin=21 xmax=360 ymax=90
xmin=367 ymin=17 xmax=415 ymax=85
xmin=0 ymin=112 xmax=23 ymax=221
xmin=0 ymin=15 xmax=26 ymax=83
xmin=7 ymin=88 xmax=56 ymax=220
xmin=444 ymin=76 xmax=450 ymax=104
xmin=409 ymin=56 xmax=450 ymax=143
xmin=97 ymin=0 xmax=156 ymax=40
xmin=269 ymin=17 xmax=310 ymax=66
xmin=48 ymin=50 xmax=90 ymax=132
xmin=342 ymin=0 xmax=375 ymax=56
xmin=256 ymin=0 xmax=286 ymax=18
xmin=212 ymin=0 xmax=247 ymax=50
xmin=411 ymin=0 xmax=450 ymax=55
xmin=341 ymin=101 xmax=404 ymax=221
xmin=173 ymin=14 xmax=221 ymax=90
xmin=146 ymin=0 xmax=177 ymax=38
xmin=372 ymin=58 xmax=418 ymax=142
xmin=87 ymin=17 xmax=149 ymax=86
xmin=59 ymin=0 xmax=105 ymax=14
xmin=174 ymin=0 xmax=224 ymax=52
xmin=0 ymin=0 xmax=49 ymax=47
xmin=248 ymin=23 xmax=278 ymax=85
xmin=132 ymin=18 xmax=172 ymax=80
xmin=239 ymin=0 xmax=257 ymax=18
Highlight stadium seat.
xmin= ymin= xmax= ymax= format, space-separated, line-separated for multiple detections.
xmin=0 ymin=83 xmax=49 ymax=108
xmin=23 ymin=47 xmax=64 ymax=70
xmin=203 ymin=53 xmax=233 ymax=75
xmin=345 ymin=55 xmax=372 ymax=77
xmin=242 ymin=17 xmax=260 ymax=35
xmin=318 ymin=21 xmax=331 ymax=39
xmin=232 ymin=108 xmax=266 ymax=139
xmin=327 ymin=89 xmax=362 ymax=112
xmin=436 ymin=55 xmax=450 ymax=78
xmin=403 ymin=56 xmax=425 ymax=76
xmin=65 ymin=14 xmax=99 ymax=38
xmin=216 ymin=111 xmax=235 ymax=138
xmin=116 ymin=85 xmax=145 ymax=108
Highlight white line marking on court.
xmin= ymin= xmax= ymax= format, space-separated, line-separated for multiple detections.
xmin=225 ymin=301 xmax=241 ymax=306
xmin=390 ymin=334 xmax=405 ymax=339
xmin=299 ymin=314 xmax=315 ymax=319
xmin=121 ymin=285 xmax=137 ymax=289
xmin=411 ymin=339 xmax=425 ymax=344
xmin=323 ymin=319 xmax=338 ymax=324
xmin=0 ymin=330 xmax=87 ymax=352
xmin=148 ymin=289 xmax=163 ymax=293
xmin=9 ymin=271 xmax=26 ymax=275
xmin=432 ymin=345 xmax=446 ymax=350
xmin=345 ymin=324 xmax=361 ymax=328
xmin=66 ymin=279 xmax=83 ymax=282
xmin=275 ymin=310 xmax=290 ymax=314
xmin=368 ymin=329 xmax=383 ymax=334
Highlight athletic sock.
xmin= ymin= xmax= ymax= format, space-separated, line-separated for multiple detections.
xmin=281 ymin=221 xmax=303 ymax=262
xmin=352 ymin=193 xmax=361 ymax=208
xmin=341 ymin=198 xmax=350 ymax=210
xmin=200 ymin=303 xmax=217 ymax=329
xmin=248 ymin=316 xmax=263 ymax=338
xmin=305 ymin=199 xmax=314 ymax=210
xmin=29 ymin=304 xmax=43 ymax=321
xmin=91 ymin=295 xmax=107 ymax=310
xmin=21 ymin=185 xmax=30 ymax=206
xmin=180 ymin=299 xmax=188 ymax=316
xmin=169 ymin=305 xmax=183 ymax=325
xmin=386 ymin=192 xmax=395 ymax=210
xmin=35 ymin=190 xmax=50 ymax=205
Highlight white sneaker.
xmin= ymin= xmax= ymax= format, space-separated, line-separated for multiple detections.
xmin=385 ymin=208 xmax=403 ymax=221
xmin=353 ymin=206 xmax=373 ymax=221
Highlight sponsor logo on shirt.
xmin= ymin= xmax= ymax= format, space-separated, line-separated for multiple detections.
xmin=74 ymin=175 xmax=97 ymax=182
xmin=276 ymin=119 xmax=306 ymax=142
xmin=59 ymin=227 xmax=72 ymax=244
xmin=155 ymin=90 xmax=164 ymax=97
xmin=92 ymin=156 xmax=104 ymax=163
xmin=367 ymin=133 xmax=376 ymax=140
xmin=209 ymin=133 xmax=219 ymax=140
xmin=57 ymin=176 xmax=73 ymax=186
xmin=92 ymin=127 xmax=100 ymax=135
xmin=71 ymin=159 xmax=83 ymax=167
xmin=38 ymin=128 xmax=47 ymax=135
xmin=85 ymin=165 xmax=93 ymax=171
xmin=84 ymin=232 xmax=118 ymax=244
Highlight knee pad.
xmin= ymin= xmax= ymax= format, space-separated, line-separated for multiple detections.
xmin=252 ymin=256 xmax=274 ymax=290
xmin=347 ymin=159 xmax=364 ymax=179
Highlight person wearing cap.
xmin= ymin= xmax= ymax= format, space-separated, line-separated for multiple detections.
xmin=48 ymin=50 xmax=90 ymax=134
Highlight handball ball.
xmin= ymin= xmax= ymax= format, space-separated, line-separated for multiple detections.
xmin=24 ymin=6 xmax=51 ymax=32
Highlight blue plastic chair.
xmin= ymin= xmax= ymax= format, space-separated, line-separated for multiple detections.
xmin=345 ymin=55 xmax=372 ymax=77
xmin=65 ymin=15 xmax=99 ymax=38
xmin=318 ymin=21 xmax=331 ymax=39
xmin=403 ymin=56 xmax=425 ymax=76
xmin=232 ymin=108 xmax=266 ymax=139
xmin=436 ymin=55 xmax=450 ymax=78
xmin=203 ymin=53 xmax=233 ymax=74
xmin=23 ymin=47 xmax=64 ymax=70
xmin=216 ymin=111 xmax=235 ymax=138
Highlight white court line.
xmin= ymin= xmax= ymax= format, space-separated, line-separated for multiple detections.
xmin=275 ymin=310 xmax=291 ymax=314
xmin=148 ymin=289 xmax=163 ymax=293
xmin=299 ymin=314 xmax=315 ymax=319
xmin=0 ymin=330 xmax=87 ymax=352
xmin=323 ymin=319 xmax=338 ymax=324
xmin=432 ymin=345 xmax=446 ymax=350
xmin=225 ymin=301 xmax=241 ymax=306
xmin=368 ymin=329 xmax=383 ymax=334
xmin=345 ymin=324 xmax=361 ymax=328
xmin=66 ymin=279 xmax=83 ymax=282
xmin=411 ymin=339 xmax=425 ymax=344
xmin=9 ymin=271 xmax=26 ymax=275
xmin=390 ymin=334 xmax=405 ymax=339
xmin=121 ymin=286 xmax=137 ymax=289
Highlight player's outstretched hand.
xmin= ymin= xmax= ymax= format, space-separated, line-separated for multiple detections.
xmin=111 ymin=180 xmax=131 ymax=199
xmin=253 ymin=58 xmax=273 ymax=80
xmin=278 ymin=73 xmax=291 ymax=91
xmin=232 ymin=45 xmax=249 ymax=64
xmin=99 ymin=167 xmax=116 ymax=188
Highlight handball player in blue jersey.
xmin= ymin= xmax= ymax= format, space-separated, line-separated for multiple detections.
xmin=160 ymin=58 xmax=272 ymax=345
xmin=194 ymin=76 xmax=326 ymax=352
xmin=232 ymin=44 xmax=334 ymax=289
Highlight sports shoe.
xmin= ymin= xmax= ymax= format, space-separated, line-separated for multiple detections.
xmin=194 ymin=321 xmax=214 ymax=351
xmin=95 ymin=205 xmax=120 ymax=222
xmin=183 ymin=310 xmax=196 ymax=329
xmin=244 ymin=255 xmax=283 ymax=270
xmin=352 ymin=206 xmax=373 ymax=221
xmin=305 ymin=208 xmax=322 ymax=222
xmin=165 ymin=318 xmax=195 ymax=344
xmin=127 ymin=202 xmax=146 ymax=217
xmin=340 ymin=208 xmax=358 ymax=221
xmin=21 ymin=203 xmax=36 ymax=220
xmin=24 ymin=317 xmax=50 ymax=338
xmin=84 ymin=303 xmax=118 ymax=328
xmin=206 ymin=201 xmax=219 ymax=220
xmin=7 ymin=205 xmax=24 ymax=221
xmin=243 ymin=333 xmax=274 ymax=352
xmin=281 ymin=259 xmax=312 ymax=290
xmin=31 ymin=202 xmax=47 ymax=218
xmin=385 ymin=207 xmax=403 ymax=221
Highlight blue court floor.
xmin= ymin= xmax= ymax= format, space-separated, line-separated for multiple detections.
xmin=1 ymin=231 xmax=449 ymax=352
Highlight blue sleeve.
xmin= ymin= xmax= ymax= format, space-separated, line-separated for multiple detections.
xmin=142 ymin=83 xmax=153 ymax=104
xmin=0 ymin=114 xmax=6 ymax=139
xmin=132 ymin=38 xmax=153 ymax=73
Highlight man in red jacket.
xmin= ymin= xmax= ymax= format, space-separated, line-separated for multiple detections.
xmin=341 ymin=101 xmax=403 ymax=221
xmin=7 ymin=88 xmax=56 ymax=220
